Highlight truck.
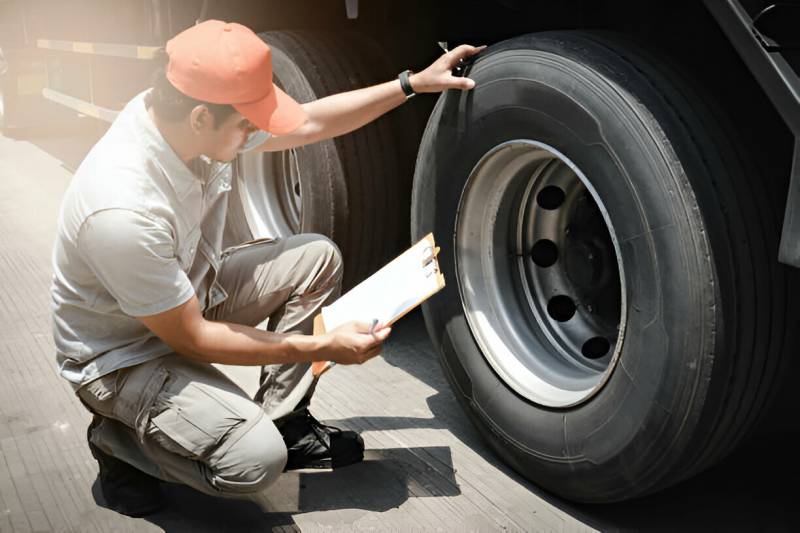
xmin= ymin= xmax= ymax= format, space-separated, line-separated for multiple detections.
xmin=2 ymin=0 xmax=798 ymax=504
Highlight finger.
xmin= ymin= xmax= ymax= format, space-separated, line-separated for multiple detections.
xmin=459 ymin=77 xmax=476 ymax=90
xmin=362 ymin=345 xmax=382 ymax=361
xmin=363 ymin=327 xmax=391 ymax=349
xmin=375 ymin=326 xmax=392 ymax=341
xmin=351 ymin=320 xmax=374 ymax=333
xmin=362 ymin=336 xmax=383 ymax=352
xmin=441 ymin=74 xmax=476 ymax=91
xmin=451 ymin=44 xmax=486 ymax=61
xmin=353 ymin=344 xmax=381 ymax=363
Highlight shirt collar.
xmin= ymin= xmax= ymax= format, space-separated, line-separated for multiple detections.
xmin=129 ymin=90 xmax=203 ymax=201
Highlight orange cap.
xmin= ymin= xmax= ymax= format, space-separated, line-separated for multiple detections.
xmin=165 ymin=20 xmax=307 ymax=135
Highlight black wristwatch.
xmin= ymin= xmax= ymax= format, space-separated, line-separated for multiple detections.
xmin=398 ymin=69 xmax=416 ymax=99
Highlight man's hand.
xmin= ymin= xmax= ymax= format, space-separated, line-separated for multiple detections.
xmin=409 ymin=44 xmax=486 ymax=93
xmin=321 ymin=320 xmax=392 ymax=365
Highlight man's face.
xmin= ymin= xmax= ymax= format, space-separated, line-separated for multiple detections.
xmin=196 ymin=108 xmax=259 ymax=163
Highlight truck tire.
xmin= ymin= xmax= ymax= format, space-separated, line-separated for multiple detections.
xmin=225 ymin=30 xmax=418 ymax=289
xmin=411 ymin=31 xmax=799 ymax=502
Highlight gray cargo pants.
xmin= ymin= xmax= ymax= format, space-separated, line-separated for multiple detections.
xmin=77 ymin=233 xmax=342 ymax=496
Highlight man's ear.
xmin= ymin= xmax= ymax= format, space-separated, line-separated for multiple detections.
xmin=189 ymin=104 xmax=211 ymax=133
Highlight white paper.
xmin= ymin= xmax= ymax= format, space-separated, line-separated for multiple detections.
xmin=320 ymin=235 xmax=443 ymax=331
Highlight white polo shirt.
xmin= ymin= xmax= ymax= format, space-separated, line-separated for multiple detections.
xmin=50 ymin=90 xmax=264 ymax=388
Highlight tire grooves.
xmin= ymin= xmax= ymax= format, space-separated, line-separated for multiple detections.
xmin=352 ymin=29 xmax=418 ymax=255
xmin=320 ymin=31 xmax=381 ymax=283
xmin=531 ymin=32 xmax=794 ymax=493
xmin=560 ymin=31 xmax=787 ymax=492
xmin=306 ymin=31 xmax=373 ymax=283
xmin=344 ymin=31 xmax=408 ymax=269
xmin=282 ymin=30 xmax=361 ymax=279
xmin=264 ymin=30 xmax=340 ymax=244
xmin=315 ymin=30 xmax=408 ymax=282
xmin=310 ymin=30 xmax=393 ymax=284
xmin=350 ymin=29 xmax=410 ymax=274
xmin=564 ymin=33 xmax=754 ymax=484
xmin=569 ymin=37 xmax=723 ymax=493
xmin=261 ymin=30 xmax=408 ymax=288
xmin=621 ymin=42 xmax=765 ymax=479
xmin=680 ymin=81 xmax=782 ymax=463
xmin=269 ymin=32 xmax=341 ymax=242
xmin=578 ymin=33 xmax=790 ymax=473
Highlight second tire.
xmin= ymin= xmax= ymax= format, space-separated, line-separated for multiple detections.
xmin=226 ymin=30 xmax=418 ymax=289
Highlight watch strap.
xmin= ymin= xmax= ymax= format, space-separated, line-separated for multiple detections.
xmin=398 ymin=69 xmax=416 ymax=99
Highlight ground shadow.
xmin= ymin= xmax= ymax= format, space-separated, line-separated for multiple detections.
xmin=91 ymin=446 xmax=459 ymax=531
xmin=92 ymin=478 xmax=297 ymax=532
xmin=281 ymin=446 xmax=460 ymax=512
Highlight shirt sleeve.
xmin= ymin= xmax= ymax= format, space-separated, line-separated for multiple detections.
xmin=77 ymin=209 xmax=195 ymax=317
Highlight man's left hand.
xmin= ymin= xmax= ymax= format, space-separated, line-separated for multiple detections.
xmin=410 ymin=44 xmax=487 ymax=93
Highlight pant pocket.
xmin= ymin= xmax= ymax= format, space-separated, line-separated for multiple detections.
xmin=77 ymin=370 xmax=124 ymax=418
xmin=220 ymin=236 xmax=277 ymax=259
xmin=145 ymin=372 xmax=247 ymax=461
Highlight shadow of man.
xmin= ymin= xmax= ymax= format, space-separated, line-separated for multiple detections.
xmin=92 ymin=446 xmax=460 ymax=530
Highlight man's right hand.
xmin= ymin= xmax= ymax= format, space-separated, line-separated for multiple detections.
xmin=138 ymin=294 xmax=391 ymax=367
xmin=321 ymin=320 xmax=392 ymax=365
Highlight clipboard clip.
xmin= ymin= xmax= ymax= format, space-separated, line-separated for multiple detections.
xmin=422 ymin=245 xmax=441 ymax=277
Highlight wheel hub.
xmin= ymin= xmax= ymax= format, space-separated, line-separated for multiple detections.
xmin=455 ymin=140 xmax=626 ymax=407
xmin=235 ymin=147 xmax=303 ymax=239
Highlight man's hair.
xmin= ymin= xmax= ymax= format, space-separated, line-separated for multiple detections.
xmin=146 ymin=61 xmax=237 ymax=128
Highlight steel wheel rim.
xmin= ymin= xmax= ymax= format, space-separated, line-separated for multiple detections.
xmin=455 ymin=140 xmax=626 ymax=408
xmin=235 ymin=147 xmax=303 ymax=239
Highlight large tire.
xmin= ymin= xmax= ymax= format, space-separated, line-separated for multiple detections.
xmin=411 ymin=31 xmax=799 ymax=503
xmin=225 ymin=30 xmax=419 ymax=289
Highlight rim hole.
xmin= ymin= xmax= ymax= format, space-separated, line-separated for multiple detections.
xmin=582 ymin=337 xmax=611 ymax=359
xmin=537 ymin=186 xmax=566 ymax=210
xmin=547 ymin=295 xmax=576 ymax=322
xmin=294 ymin=182 xmax=301 ymax=196
xmin=531 ymin=239 xmax=558 ymax=268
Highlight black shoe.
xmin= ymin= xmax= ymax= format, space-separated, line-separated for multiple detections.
xmin=87 ymin=416 xmax=165 ymax=517
xmin=279 ymin=410 xmax=364 ymax=471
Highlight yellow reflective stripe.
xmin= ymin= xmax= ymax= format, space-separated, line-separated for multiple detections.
xmin=137 ymin=46 xmax=156 ymax=59
xmin=73 ymin=42 xmax=94 ymax=54
xmin=76 ymin=101 xmax=100 ymax=119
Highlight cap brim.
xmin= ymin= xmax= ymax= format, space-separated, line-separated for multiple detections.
xmin=233 ymin=85 xmax=307 ymax=135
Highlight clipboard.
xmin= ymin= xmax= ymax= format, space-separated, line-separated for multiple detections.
xmin=310 ymin=233 xmax=445 ymax=377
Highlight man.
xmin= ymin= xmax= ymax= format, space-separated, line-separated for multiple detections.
xmin=50 ymin=20 xmax=482 ymax=517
